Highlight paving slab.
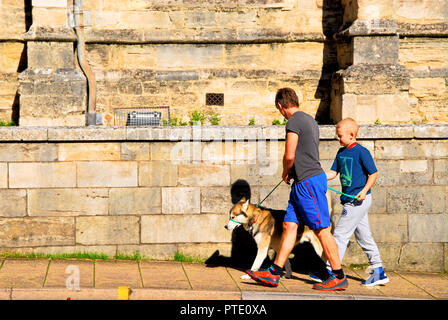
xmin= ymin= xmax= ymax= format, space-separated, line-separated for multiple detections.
xmin=396 ymin=271 xmax=448 ymax=299
xmin=140 ymin=261 xmax=190 ymax=290
xmin=182 ymin=263 xmax=239 ymax=291
xmin=339 ymin=268 xmax=386 ymax=298
xmin=370 ymin=271 xmax=433 ymax=299
xmin=280 ymin=271 xmax=335 ymax=295
xmin=225 ymin=267 xmax=288 ymax=292
xmin=44 ymin=259 xmax=94 ymax=288
xmin=94 ymin=260 xmax=142 ymax=289
xmin=0 ymin=259 xmax=49 ymax=288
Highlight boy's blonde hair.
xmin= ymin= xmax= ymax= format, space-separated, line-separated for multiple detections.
xmin=336 ymin=118 xmax=359 ymax=137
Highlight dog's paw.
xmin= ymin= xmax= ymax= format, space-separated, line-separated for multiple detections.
xmin=240 ymin=274 xmax=251 ymax=280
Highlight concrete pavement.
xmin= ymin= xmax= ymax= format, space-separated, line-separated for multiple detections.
xmin=0 ymin=258 xmax=447 ymax=300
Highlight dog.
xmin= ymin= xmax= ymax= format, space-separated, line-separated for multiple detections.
xmin=225 ymin=197 xmax=325 ymax=279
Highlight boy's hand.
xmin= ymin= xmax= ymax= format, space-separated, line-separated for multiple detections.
xmin=355 ymin=190 xmax=367 ymax=201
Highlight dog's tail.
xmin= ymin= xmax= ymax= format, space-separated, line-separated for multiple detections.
xmin=300 ymin=231 xmax=324 ymax=260
xmin=299 ymin=232 xmax=314 ymax=244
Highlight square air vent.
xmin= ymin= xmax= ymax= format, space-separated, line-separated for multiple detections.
xmin=206 ymin=93 xmax=224 ymax=106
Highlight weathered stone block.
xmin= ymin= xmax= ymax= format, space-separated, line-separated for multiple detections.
xmin=255 ymin=184 xmax=290 ymax=211
xmin=157 ymin=44 xmax=224 ymax=69
xmin=9 ymin=162 xmax=76 ymax=188
xmin=139 ymin=161 xmax=178 ymax=187
xmin=151 ymin=142 xmax=185 ymax=161
xmin=375 ymin=160 xmax=433 ymax=186
xmin=76 ymin=216 xmax=139 ymax=245
xmin=353 ymin=36 xmax=399 ymax=65
xmin=48 ymin=127 xmax=126 ymax=141
xmin=0 ymin=143 xmax=57 ymax=162
xmin=120 ymin=143 xmax=150 ymax=161
xmin=434 ymin=160 xmax=448 ymax=184
xmin=387 ymin=186 xmax=446 ymax=214
xmin=230 ymin=162 xmax=282 ymax=186
xmin=408 ymin=214 xmax=448 ymax=242
xmin=10 ymin=127 xmax=48 ymax=141
xmin=369 ymin=214 xmax=408 ymax=243
xmin=0 ymin=189 xmax=27 ymax=217
xmin=178 ymin=164 xmax=230 ymax=186
xmin=109 ymin=188 xmax=161 ymax=215
xmin=0 ymin=163 xmax=7 ymax=188
xmin=178 ymin=243 xmax=232 ymax=259
xmin=414 ymin=125 xmax=448 ymax=139
xmin=28 ymin=189 xmax=109 ymax=216
xmin=0 ymin=217 xmax=74 ymax=247
xmin=162 ymin=187 xmax=200 ymax=214
xmin=77 ymin=161 xmax=138 ymax=187
xmin=141 ymin=214 xmax=230 ymax=243
xmin=399 ymin=243 xmax=444 ymax=272
xmin=117 ymin=244 xmax=178 ymax=260
xmin=0 ymin=43 xmax=25 ymax=73
xmin=200 ymin=187 xmax=232 ymax=214
xmin=342 ymin=242 xmax=401 ymax=270
xmin=58 ymin=143 xmax=121 ymax=161
xmin=27 ymin=42 xmax=75 ymax=69
xmin=410 ymin=77 xmax=446 ymax=98
xmin=375 ymin=140 xmax=448 ymax=159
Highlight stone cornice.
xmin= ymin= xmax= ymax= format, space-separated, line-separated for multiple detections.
xmin=0 ymin=125 xmax=446 ymax=142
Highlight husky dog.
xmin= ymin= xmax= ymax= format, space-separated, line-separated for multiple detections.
xmin=225 ymin=198 xmax=324 ymax=279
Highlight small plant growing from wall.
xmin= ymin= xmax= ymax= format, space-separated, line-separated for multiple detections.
xmin=272 ymin=118 xmax=287 ymax=125
xmin=248 ymin=118 xmax=255 ymax=126
xmin=170 ymin=116 xmax=188 ymax=126
xmin=208 ymin=112 xmax=221 ymax=125
xmin=189 ymin=110 xmax=206 ymax=125
xmin=0 ymin=120 xmax=16 ymax=126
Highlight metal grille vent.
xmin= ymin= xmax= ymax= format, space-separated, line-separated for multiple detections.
xmin=114 ymin=106 xmax=170 ymax=126
xmin=206 ymin=93 xmax=224 ymax=106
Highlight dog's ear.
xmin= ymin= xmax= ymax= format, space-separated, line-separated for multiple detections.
xmin=242 ymin=199 xmax=249 ymax=212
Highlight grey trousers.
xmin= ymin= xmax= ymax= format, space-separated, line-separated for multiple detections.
xmin=327 ymin=194 xmax=383 ymax=269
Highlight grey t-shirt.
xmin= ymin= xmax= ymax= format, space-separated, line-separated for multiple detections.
xmin=285 ymin=111 xmax=323 ymax=183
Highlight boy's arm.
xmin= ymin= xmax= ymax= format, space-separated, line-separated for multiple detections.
xmin=355 ymin=171 xmax=378 ymax=201
xmin=283 ymin=131 xmax=298 ymax=184
xmin=326 ymin=170 xmax=338 ymax=180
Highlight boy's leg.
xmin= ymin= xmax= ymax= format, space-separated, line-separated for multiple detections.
xmin=353 ymin=195 xmax=383 ymax=268
xmin=325 ymin=200 xmax=368 ymax=270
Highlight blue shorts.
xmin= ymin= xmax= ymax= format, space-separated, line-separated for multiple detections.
xmin=285 ymin=172 xmax=331 ymax=230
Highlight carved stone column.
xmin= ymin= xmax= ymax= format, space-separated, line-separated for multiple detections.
xmin=18 ymin=0 xmax=87 ymax=126
xmin=331 ymin=0 xmax=411 ymax=124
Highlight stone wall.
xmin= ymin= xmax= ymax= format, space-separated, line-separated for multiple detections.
xmin=0 ymin=1 xmax=447 ymax=126
xmin=0 ymin=124 xmax=446 ymax=272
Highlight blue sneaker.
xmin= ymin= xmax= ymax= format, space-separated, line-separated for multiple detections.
xmin=309 ymin=269 xmax=334 ymax=283
xmin=362 ymin=267 xmax=390 ymax=286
